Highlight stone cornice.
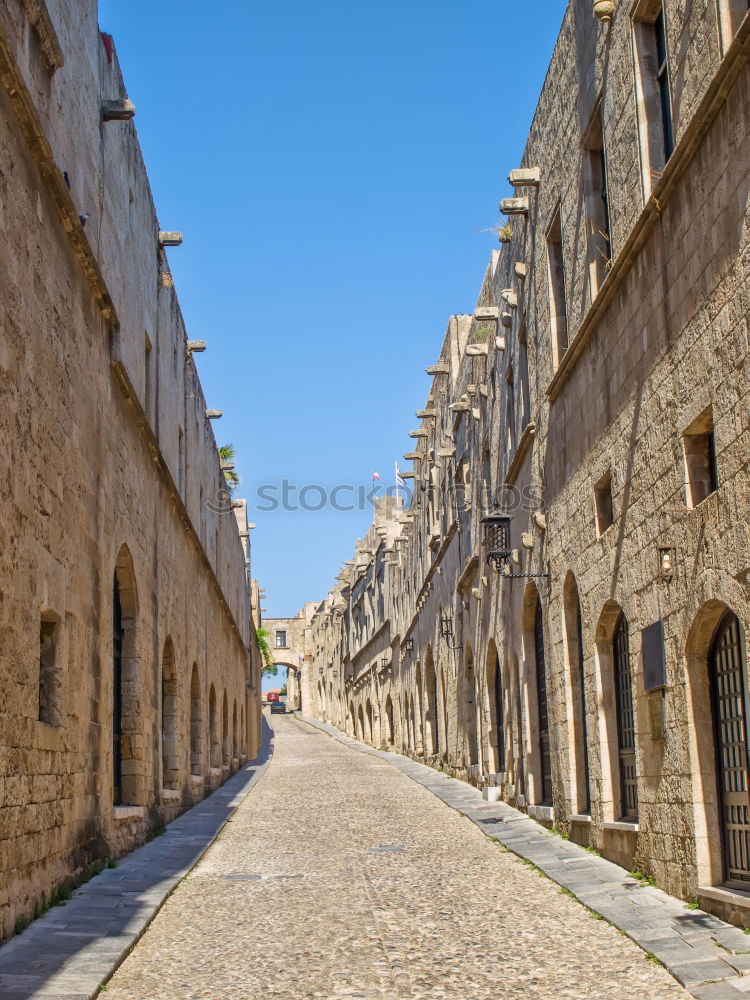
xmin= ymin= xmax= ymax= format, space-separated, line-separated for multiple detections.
xmin=546 ymin=16 xmax=750 ymax=403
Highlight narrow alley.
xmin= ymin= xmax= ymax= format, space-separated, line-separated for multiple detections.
xmin=101 ymin=716 xmax=686 ymax=1000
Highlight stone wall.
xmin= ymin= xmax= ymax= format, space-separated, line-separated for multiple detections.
xmin=308 ymin=0 xmax=750 ymax=925
xmin=0 ymin=0 xmax=262 ymax=939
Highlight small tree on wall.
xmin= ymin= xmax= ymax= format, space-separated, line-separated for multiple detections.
xmin=218 ymin=443 xmax=240 ymax=496
xmin=255 ymin=628 xmax=278 ymax=676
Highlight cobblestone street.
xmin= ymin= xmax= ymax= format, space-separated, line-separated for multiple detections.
xmin=102 ymin=715 xmax=687 ymax=1000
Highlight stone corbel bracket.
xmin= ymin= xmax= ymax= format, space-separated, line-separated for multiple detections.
xmin=159 ymin=231 xmax=183 ymax=247
xmin=508 ymin=166 xmax=541 ymax=187
xmin=500 ymin=197 xmax=529 ymax=216
xmin=102 ymin=98 xmax=136 ymax=122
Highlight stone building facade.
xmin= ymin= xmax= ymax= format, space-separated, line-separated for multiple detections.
xmin=263 ymin=605 xmax=318 ymax=710
xmin=308 ymin=0 xmax=750 ymax=925
xmin=0 ymin=0 xmax=262 ymax=939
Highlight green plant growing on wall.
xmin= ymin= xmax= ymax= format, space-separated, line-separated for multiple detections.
xmin=256 ymin=628 xmax=277 ymax=675
xmin=497 ymin=223 xmax=512 ymax=243
xmin=218 ymin=443 xmax=240 ymax=496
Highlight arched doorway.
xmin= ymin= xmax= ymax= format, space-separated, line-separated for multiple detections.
xmin=385 ymin=695 xmax=395 ymax=747
xmin=534 ymin=597 xmax=553 ymax=805
xmin=463 ymin=644 xmax=479 ymax=767
xmin=161 ymin=638 xmax=178 ymax=789
xmin=613 ymin=612 xmax=638 ymax=821
xmin=221 ymin=691 xmax=229 ymax=768
xmin=113 ymin=545 xmax=140 ymax=806
xmin=710 ymin=612 xmax=750 ymax=885
xmin=209 ymin=684 xmax=219 ymax=767
xmin=486 ymin=640 xmax=504 ymax=774
xmin=414 ymin=663 xmax=424 ymax=753
xmin=563 ymin=573 xmax=591 ymax=814
xmin=424 ymin=649 xmax=439 ymax=756
xmin=190 ymin=664 xmax=202 ymax=776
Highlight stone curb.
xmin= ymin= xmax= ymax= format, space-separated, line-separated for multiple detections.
xmin=0 ymin=719 xmax=275 ymax=1000
xmin=296 ymin=714 xmax=750 ymax=999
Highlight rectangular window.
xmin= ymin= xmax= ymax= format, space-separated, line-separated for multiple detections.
xmin=595 ymin=471 xmax=614 ymax=535
xmin=633 ymin=2 xmax=674 ymax=196
xmin=683 ymin=407 xmax=719 ymax=507
xmin=546 ymin=207 xmax=568 ymax=366
xmin=655 ymin=10 xmax=674 ymax=161
xmin=39 ymin=614 xmax=61 ymax=726
xmin=275 ymin=631 xmax=287 ymax=648
xmin=583 ymin=102 xmax=612 ymax=298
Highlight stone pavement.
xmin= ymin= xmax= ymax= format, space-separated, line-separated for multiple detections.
xmin=99 ymin=714 xmax=687 ymax=999
xmin=299 ymin=715 xmax=750 ymax=1000
xmin=0 ymin=721 xmax=273 ymax=1000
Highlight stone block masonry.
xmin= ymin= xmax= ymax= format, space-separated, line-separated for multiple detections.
xmin=0 ymin=0 xmax=263 ymax=939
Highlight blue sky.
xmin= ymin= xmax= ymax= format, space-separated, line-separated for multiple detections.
xmin=98 ymin=0 xmax=567 ymax=619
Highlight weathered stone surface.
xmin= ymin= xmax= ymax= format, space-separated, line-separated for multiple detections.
xmin=0 ymin=0 xmax=263 ymax=939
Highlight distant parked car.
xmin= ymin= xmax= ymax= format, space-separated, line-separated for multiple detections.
xmin=266 ymin=691 xmax=280 ymax=703
xmin=270 ymin=700 xmax=286 ymax=714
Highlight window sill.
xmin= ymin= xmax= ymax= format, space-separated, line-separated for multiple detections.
xmin=602 ymin=820 xmax=640 ymax=833
xmin=698 ymin=885 xmax=750 ymax=911
xmin=161 ymin=788 xmax=180 ymax=802
xmin=189 ymin=774 xmax=204 ymax=785
xmin=528 ymin=805 xmax=554 ymax=822
xmin=570 ymin=813 xmax=592 ymax=824
xmin=113 ymin=805 xmax=146 ymax=821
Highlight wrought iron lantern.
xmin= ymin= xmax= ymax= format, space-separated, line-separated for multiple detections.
xmin=440 ymin=609 xmax=454 ymax=642
xmin=404 ymin=636 xmax=414 ymax=655
xmin=440 ymin=609 xmax=462 ymax=651
xmin=481 ymin=512 xmax=513 ymax=574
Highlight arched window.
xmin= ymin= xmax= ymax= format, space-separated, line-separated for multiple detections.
xmin=161 ymin=638 xmax=178 ymax=790
xmin=232 ymin=700 xmax=238 ymax=761
xmin=190 ymin=665 xmax=202 ymax=776
xmin=534 ymin=598 xmax=553 ymax=805
xmin=614 ymin=612 xmax=638 ymax=820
